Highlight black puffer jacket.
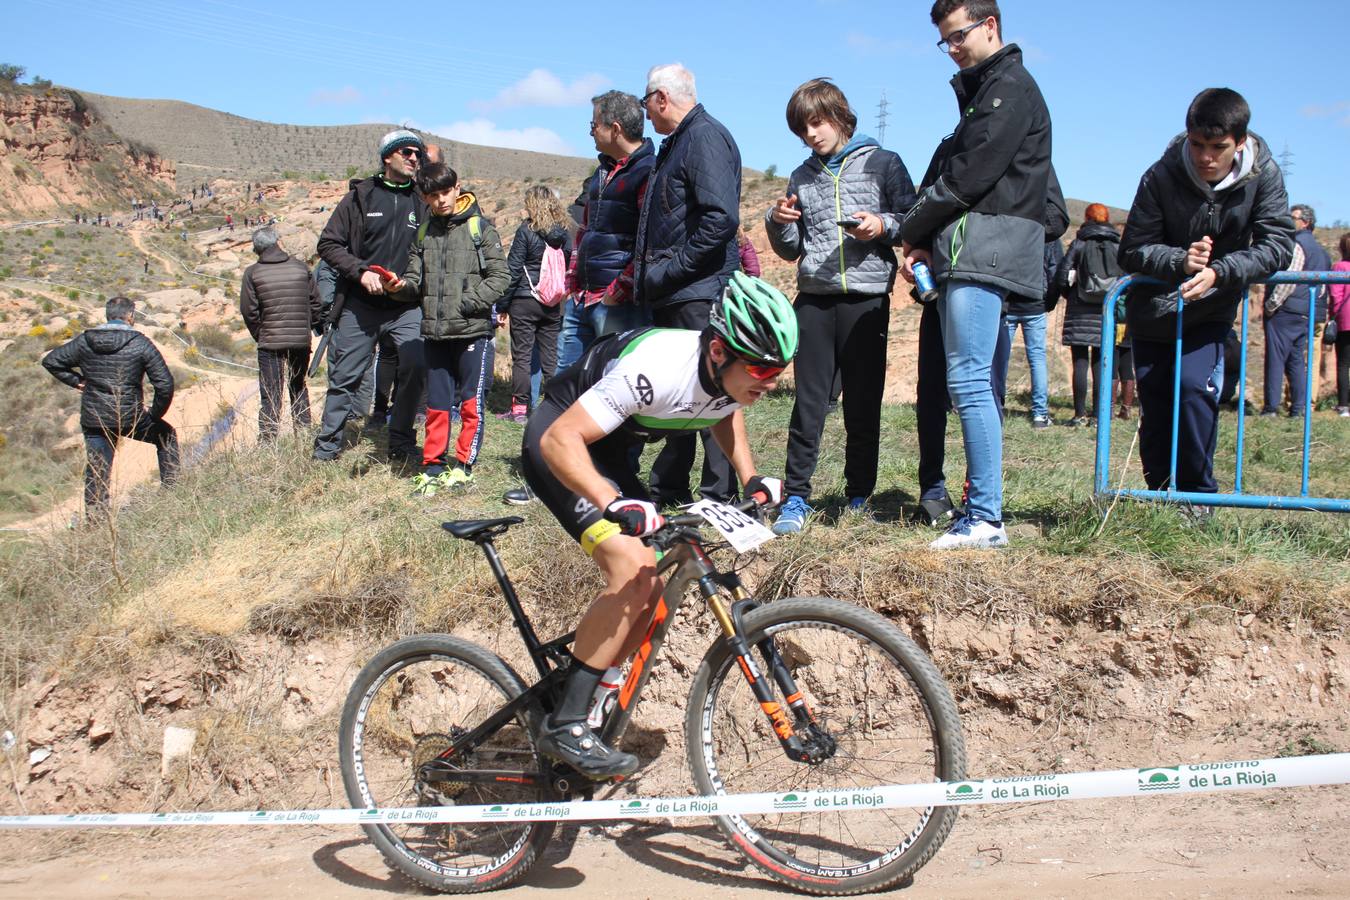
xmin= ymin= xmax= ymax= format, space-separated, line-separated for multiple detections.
xmin=1055 ymin=223 xmax=1121 ymax=347
xmin=505 ymin=221 xmax=573 ymax=303
xmin=240 ymin=246 xmax=322 ymax=349
xmin=902 ymin=45 xmax=1053 ymax=301
xmin=634 ymin=105 xmax=742 ymax=307
xmin=43 ymin=323 xmax=174 ymax=430
xmin=1119 ymin=133 xmax=1294 ymax=342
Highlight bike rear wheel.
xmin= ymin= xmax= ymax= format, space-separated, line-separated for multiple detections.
xmin=686 ymin=597 xmax=965 ymax=895
xmin=338 ymin=634 xmax=556 ymax=893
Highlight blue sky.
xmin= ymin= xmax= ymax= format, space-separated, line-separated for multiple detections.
xmin=12 ymin=0 xmax=1350 ymax=224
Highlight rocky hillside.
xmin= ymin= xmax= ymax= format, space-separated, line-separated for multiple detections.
xmin=0 ymin=83 xmax=175 ymax=216
xmin=82 ymin=92 xmax=595 ymax=188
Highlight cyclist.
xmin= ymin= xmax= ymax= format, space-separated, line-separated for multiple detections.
xmin=522 ymin=271 xmax=797 ymax=778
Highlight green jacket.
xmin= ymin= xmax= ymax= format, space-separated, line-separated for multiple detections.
xmin=399 ymin=191 xmax=509 ymax=340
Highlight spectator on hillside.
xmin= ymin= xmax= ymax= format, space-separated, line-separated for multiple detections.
xmin=1331 ymin=234 xmax=1350 ymax=416
xmin=390 ymin=163 xmax=509 ymax=496
xmin=1261 ymin=203 xmax=1330 ymax=416
xmin=763 ymin=77 xmax=916 ymax=534
xmin=42 ymin=296 xmax=179 ymax=518
xmin=500 ymin=186 xmax=573 ymax=423
xmin=634 ymin=63 xmax=743 ymax=506
xmin=1055 ymin=204 xmax=1121 ymax=425
xmin=313 ymin=129 xmax=428 ymax=463
xmin=559 ymin=90 xmax=656 ymax=370
xmin=1120 ymin=87 xmax=1294 ymax=503
xmin=901 ymin=0 xmax=1055 ymax=549
xmin=240 ymin=227 xmax=322 ymax=442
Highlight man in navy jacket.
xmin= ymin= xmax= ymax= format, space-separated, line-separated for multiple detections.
xmin=633 ymin=63 xmax=742 ymax=506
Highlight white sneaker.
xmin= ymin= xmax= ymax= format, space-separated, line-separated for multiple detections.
xmin=929 ymin=515 xmax=1009 ymax=550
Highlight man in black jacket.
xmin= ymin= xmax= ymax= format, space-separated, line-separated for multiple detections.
xmin=634 ymin=63 xmax=742 ymax=505
xmin=42 ymin=296 xmax=179 ymax=516
xmin=241 ymin=227 xmax=322 ymax=441
xmin=1119 ymin=88 xmax=1293 ymax=497
xmin=313 ymin=129 xmax=428 ymax=462
xmin=1261 ymin=203 xmax=1330 ymax=417
xmin=901 ymin=0 xmax=1053 ymax=550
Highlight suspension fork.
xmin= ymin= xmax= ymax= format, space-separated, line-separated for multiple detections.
xmin=701 ymin=574 xmax=834 ymax=764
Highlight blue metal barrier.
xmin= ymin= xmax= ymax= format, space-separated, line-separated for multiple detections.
xmin=1095 ymin=271 xmax=1350 ymax=513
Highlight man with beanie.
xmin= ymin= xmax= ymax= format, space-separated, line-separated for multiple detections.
xmin=313 ymin=129 xmax=428 ymax=463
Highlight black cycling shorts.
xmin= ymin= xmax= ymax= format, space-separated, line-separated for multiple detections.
xmin=521 ymin=399 xmax=649 ymax=555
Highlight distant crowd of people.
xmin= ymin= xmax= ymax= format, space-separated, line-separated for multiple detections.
xmin=38 ymin=0 xmax=1350 ymax=541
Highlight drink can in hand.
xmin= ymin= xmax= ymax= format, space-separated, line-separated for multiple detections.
xmin=912 ymin=260 xmax=940 ymax=304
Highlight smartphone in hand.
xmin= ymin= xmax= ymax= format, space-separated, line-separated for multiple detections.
xmin=836 ymin=218 xmax=861 ymax=228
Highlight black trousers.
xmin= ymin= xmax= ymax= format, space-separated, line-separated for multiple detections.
xmin=784 ymin=292 xmax=889 ymax=500
xmin=257 ymin=346 xmax=312 ymax=441
xmin=1133 ymin=322 xmax=1227 ymax=494
xmin=508 ymin=296 xmax=561 ymax=408
xmin=647 ymin=300 xmax=736 ymax=505
xmin=1070 ymin=345 xmax=1103 ymax=418
xmin=84 ymin=418 xmax=180 ymax=513
xmin=1337 ymin=330 xmax=1350 ymax=408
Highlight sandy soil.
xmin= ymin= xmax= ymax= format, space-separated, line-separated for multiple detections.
xmin=1 ymin=785 xmax=1346 ymax=899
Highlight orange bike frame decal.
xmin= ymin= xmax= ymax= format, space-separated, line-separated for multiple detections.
xmin=618 ymin=597 xmax=668 ymax=709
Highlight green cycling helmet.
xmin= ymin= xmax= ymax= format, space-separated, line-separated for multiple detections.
xmin=710 ymin=271 xmax=798 ymax=365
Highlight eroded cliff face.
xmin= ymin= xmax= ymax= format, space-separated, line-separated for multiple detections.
xmin=0 ymin=84 xmax=175 ymax=215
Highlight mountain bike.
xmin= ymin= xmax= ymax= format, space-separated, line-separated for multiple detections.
xmin=338 ymin=500 xmax=966 ymax=895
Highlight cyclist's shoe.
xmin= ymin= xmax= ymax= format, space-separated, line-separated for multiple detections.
xmin=771 ymin=495 xmax=811 ymax=535
xmin=536 ymin=719 xmax=639 ymax=780
xmin=502 ymin=484 xmax=535 ymax=505
xmin=930 ymin=514 xmax=1008 ymax=550
xmin=918 ymin=495 xmax=956 ymax=528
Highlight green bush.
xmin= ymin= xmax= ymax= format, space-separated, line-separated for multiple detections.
xmin=191 ymin=324 xmax=236 ymax=355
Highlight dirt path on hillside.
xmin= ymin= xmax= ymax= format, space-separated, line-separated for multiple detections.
xmin=1 ymin=785 xmax=1345 ymax=898
xmin=128 ymin=229 xmax=176 ymax=276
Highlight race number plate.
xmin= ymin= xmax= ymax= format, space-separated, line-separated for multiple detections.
xmin=689 ymin=500 xmax=775 ymax=553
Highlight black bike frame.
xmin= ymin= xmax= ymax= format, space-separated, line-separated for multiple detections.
xmin=427 ymin=518 xmax=828 ymax=786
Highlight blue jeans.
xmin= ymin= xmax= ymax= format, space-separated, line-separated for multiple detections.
xmin=556 ymin=297 xmax=651 ymax=370
xmin=938 ymin=281 xmax=1007 ymax=523
xmin=1004 ymin=312 xmax=1049 ymax=418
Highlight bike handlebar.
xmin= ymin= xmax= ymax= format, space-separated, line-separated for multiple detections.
xmin=644 ymin=496 xmax=771 ymax=549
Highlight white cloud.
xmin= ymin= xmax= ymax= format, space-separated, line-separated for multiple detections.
xmin=309 ymin=86 xmax=364 ymax=106
xmin=1301 ymin=101 xmax=1350 ymax=126
xmin=432 ymin=119 xmax=574 ymax=155
xmin=470 ymin=69 xmax=609 ymax=112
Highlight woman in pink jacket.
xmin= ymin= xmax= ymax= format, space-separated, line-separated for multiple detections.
xmin=1332 ymin=234 xmax=1350 ymax=415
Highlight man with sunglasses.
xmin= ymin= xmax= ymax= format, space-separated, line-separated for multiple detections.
xmin=522 ymin=272 xmax=795 ymax=777
xmin=633 ymin=63 xmax=744 ymax=509
xmin=900 ymin=0 xmax=1053 ymax=549
xmin=313 ymin=129 xmax=429 ymax=463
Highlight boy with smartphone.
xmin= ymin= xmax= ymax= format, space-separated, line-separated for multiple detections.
xmin=763 ymin=78 xmax=916 ymax=534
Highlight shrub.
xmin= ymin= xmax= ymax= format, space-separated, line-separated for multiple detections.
xmin=345 ymin=165 xmax=358 ymax=178
xmin=66 ymin=289 xmax=79 ymax=301
xmin=27 ymin=324 xmax=47 ymax=337
xmin=53 ymin=228 xmax=65 ymax=239
xmin=0 ymin=64 xmax=23 ymax=83
xmin=41 ymin=300 xmax=53 ymax=313
xmin=764 ymin=164 xmax=778 ymax=179
xmin=30 ymin=76 xmax=52 ymax=89
xmin=192 ymin=324 xmax=235 ymax=355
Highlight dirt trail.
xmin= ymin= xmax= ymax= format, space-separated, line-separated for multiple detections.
xmin=1 ymin=785 xmax=1346 ymax=898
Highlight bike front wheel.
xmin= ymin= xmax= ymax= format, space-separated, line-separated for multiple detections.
xmin=686 ymin=597 xmax=966 ymax=895
xmin=338 ymin=634 xmax=556 ymax=893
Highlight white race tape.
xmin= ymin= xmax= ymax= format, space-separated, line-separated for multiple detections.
xmin=2 ymin=753 xmax=1347 ymax=830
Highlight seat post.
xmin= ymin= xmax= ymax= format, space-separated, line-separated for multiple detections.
xmin=476 ymin=538 xmax=546 ymax=661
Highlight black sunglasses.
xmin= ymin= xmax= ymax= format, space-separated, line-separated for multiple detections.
xmin=397 ymin=147 xmax=422 ymax=159
xmin=639 ymin=89 xmax=661 ymax=109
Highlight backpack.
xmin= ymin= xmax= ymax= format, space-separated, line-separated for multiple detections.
xmin=525 ymin=243 xmax=567 ymax=307
xmin=1076 ymin=237 xmax=1123 ymax=306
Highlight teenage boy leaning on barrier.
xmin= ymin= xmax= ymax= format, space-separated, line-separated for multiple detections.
xmin=1118 ymin=88 xmax=1294 ymax=507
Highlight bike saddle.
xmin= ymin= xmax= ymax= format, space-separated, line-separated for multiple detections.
xmin=441 ymin=517 xmax=524 ymax=541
